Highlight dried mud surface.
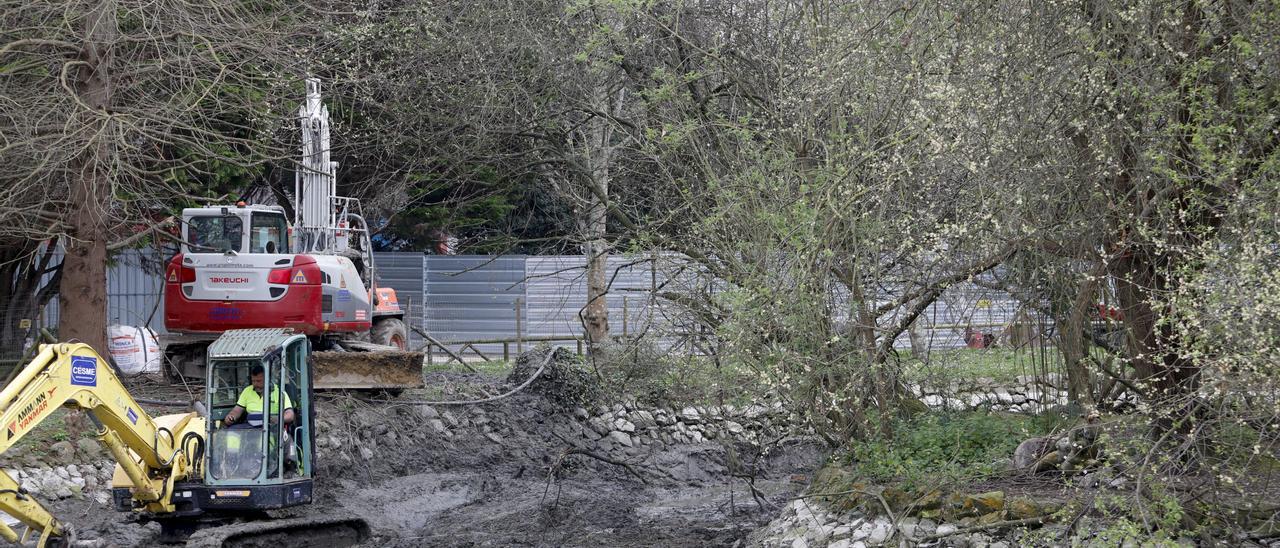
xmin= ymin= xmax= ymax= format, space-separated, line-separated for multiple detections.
xmin=40 ymin=368 xmax=824 ymax=547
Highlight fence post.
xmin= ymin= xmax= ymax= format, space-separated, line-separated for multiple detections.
xmin=622 ymin=296 xmax=629 ymax=337
xmin=503 ymin=341 xmax=510 ymax=362
xmin=515 ymin=297 xmax=524 ymax=354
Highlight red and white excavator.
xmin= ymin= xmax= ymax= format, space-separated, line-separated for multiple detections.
xmin=161 ymin=79 xmax=422 ymax=390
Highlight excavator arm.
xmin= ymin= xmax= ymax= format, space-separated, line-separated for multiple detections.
xmin=0 ymin=343 xmax=205 ymax=546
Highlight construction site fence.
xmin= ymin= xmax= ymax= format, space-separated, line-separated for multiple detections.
xmin=9 ymin=250 xmax=1051 ymax=363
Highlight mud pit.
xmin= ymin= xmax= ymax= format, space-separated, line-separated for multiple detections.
xmin=44 ymin=363 xmax=824 ymax=547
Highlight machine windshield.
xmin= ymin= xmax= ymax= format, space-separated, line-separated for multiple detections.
xmin=188 ymin=216 xmax=243 ymax=253
xmin=251 ymin=213 xmax=288 ymax=254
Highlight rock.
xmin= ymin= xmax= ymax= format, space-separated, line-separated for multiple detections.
xmin=606 ymin=431 xmax=633 ymax=447
xmin=989 ymin=542 xmax=1010 ymax=548
xmin=936 ymin=524 xmax=958 ymax=537
xmin=917 ymin=518 xmax=938 ymax=536
xmin=631 ymin=410 xmax=656 ymax=429
xmin=485 ymin=432 xmax=503 ymax=444
xmin=828 ymin=540 xmax=852 ymax=548
xmin=725 ymin=421 xmax=745 ymax=435
xmin=50 ymin=441 xmax=75 ymax=464
xmin=1013 ymin=436 xmax=1055 ymax=470
xmin=866 ymin=519 xmax=892 ymax=544
xmin=978 ymin=511 xmax=1003 ymax=525
xmin=849 ymin=521 xmax=874 ymax=541
xmin=790 ymin=538 xmax=808 ymax=548
xmin=416 ymin=405 xmax=440 ymax=420
xmin=898 ymin=517 xmax=920 ymax=539
xmin=963 ymin=491 xmax=1005 ymax=515
xmin=654 ymin=411 xmax=674 ymax=426
xmin=441 ymin=411 xmax=460 ymax=428
xmin=76 ymin=438 xmax=103 ymax=459
xmin=679 ymin=407 xmax=701 ymax=424
xmin=573 ymin=407 xmax=590 ymax=420
xmin=613 ymin=418 xmax=637 ymax=433
xmin=52 ymin=484 xmax=73 ymax=499
xmin=94 ymin=491 xmax=111 ymax=505
xmin=1006 ymin=498 xmax=1044 ymax=520
xmin=54 ymin=467 xmax=70 ymax=480
xmin=428 ymin=419 xmax=449 ymax=436
xmin=589 ymin=417 xmax=614 ymax=436
xmin=358 ymin=446 xmax=375 ymax=460
xmin=689 ymin=430 xmax=705 ymax=443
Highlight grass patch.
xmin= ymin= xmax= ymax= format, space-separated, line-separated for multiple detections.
xmin=841 ymin=410 xmax=1066 ymax=491
xmin=902 ymin=347 xmax=1063 ymax=384
xmin=423 ymin=359 xmax=513 ymax=377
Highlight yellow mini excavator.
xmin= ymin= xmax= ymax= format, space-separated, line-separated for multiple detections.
xmin=0 ymin=328 xmax=368 ymax=547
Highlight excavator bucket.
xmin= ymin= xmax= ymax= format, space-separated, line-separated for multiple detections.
xmin=311 ymin=343 xmax=424 ymax=390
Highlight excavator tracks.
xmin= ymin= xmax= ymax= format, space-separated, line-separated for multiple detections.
xmin=182 ymin=515 xmax=370 ymax=548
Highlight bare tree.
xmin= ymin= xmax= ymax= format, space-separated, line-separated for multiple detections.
xmin=0 ymin=0 xmax=301 ymax=350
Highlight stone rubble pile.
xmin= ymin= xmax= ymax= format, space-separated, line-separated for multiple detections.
xmin=747 ymin=499 xmax=1016 ymax=548
xmin=3 ymin=460 xmax=116 ymax=506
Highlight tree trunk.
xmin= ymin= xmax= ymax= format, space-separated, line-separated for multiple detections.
xmin=581 ymin=83 xmax=614 ymax=350
xmin=59 ymin=2 xmax=115 ymax=353
xmin=1057 ymin=267 xmax=1100 ymax=407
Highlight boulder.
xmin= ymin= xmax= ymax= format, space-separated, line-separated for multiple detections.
xmin=428 ymin=419 xmax=449 ymax=436
xmin=956 ymin=491 xmax=1004 ymax=517
xmin=589 ymin=417 xmax=614 ymax=436
xmin=50 ymin=441 xmax=75 ymax=464
xmin=440 ymin=411 xmax=460 ymax=428
xmin=1006 ymin=498 xmax=1044 ymax=520
xmin=606 ymin=431 xmax=633 ymax=447
xmin=630 ymin=410 xmax=656 ymax=429
xmin=866 ymin=519 xmax=892 ymax=544
xmin=76 ymin=438 xmax=103 ymax=459
xmin=679 ymin=407 xmax=701 ymax=424
xmin=415 ymin=405 xmax=440 ymax=420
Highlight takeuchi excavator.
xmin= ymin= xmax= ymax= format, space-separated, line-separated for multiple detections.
xmin=0 ymin=329 xmax=369 ymax=547
xmin=162 ymin=78 xmax=423 ymax=391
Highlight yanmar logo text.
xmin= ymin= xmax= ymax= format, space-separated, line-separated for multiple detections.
xmin=8 ymin=387 xmax=56 ymax=440
xmin=209 ymin=277 xmax=250 ymax=284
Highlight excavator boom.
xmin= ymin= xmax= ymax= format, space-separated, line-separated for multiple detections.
xmin=0 ymin=343 xmax=204 ymax=546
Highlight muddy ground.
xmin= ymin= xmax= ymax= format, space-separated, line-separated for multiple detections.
xmin=39 ymin=364 xmax=824 ymax=547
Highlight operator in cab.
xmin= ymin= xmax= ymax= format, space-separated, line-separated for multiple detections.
xmin=223 ymin=365 xmax=295 ymax=428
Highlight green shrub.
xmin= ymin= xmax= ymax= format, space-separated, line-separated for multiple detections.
xmin=844 ymin=411 xmax=1049 ymax=490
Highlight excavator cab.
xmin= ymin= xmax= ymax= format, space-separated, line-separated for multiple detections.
xmin=187 ymin=329 xmax=315 ymax=513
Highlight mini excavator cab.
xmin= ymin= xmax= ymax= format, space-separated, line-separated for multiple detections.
xmin=141 ymin=329 xmax=316 ymax=530
xmin=204 ymin=329 xmax=313 ymax=496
